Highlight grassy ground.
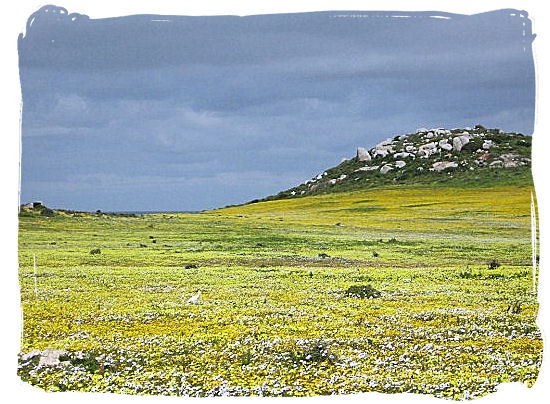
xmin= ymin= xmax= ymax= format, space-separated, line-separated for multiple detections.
xmin=17 ymin=184 xmax=541 ymax=399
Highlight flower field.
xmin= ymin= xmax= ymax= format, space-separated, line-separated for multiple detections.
xmin=17 ymin=184 xmax=541 ymax=399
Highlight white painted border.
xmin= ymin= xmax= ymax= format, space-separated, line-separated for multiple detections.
xmin=2 ymin=1 xmax=548 ymax=403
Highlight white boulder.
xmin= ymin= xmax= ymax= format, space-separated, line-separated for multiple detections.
xmin=395 ymin=160 xmax=406 ymax=168
xmin=482 ymin=140 xmax=494 ymax=150
xmin=452 ymin=135 xmax=470 ymax=152
xmin=372 ymin=148 xmax=391 ymax=158
xmin=357 ymin=147 xmax=371 ymax=161
xmin=394 ymin=152 xmax=414 ymax=159
xmin=356 ymin=165 xmax=380 ymax=172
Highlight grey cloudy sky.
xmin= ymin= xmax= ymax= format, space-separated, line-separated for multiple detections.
xmin=18 ymin=6 xmax=535 ymax=211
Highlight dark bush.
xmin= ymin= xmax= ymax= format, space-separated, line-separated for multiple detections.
xmin=300 ymin=340 xmax=337 ymax=364
xmin=240 ymin=349 xmax=253 ymax=366
xmin=487 ymin=259 xmax=501 ymax=270
xmin=507 ymin=301 xmax=521 ymax=314
xmin=345 ymin=284 xmax=381 ymax=299
xmin=90 ymin=248 xmax=101 ymax=255
xmin=40 ymin=207 xmax=55 ymax=217
xmin=459 ymin=269 xmax=478 ymax=279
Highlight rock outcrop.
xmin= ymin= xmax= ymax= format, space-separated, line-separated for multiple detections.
xmin=263 ymin=125 xmax=532 ymax=201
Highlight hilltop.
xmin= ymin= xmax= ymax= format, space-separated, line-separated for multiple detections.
xmin=257 ymin=125 xmax=532 ymax=202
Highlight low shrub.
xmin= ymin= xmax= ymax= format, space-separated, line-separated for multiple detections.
xmin=300 ymin=340 xmax=337 ymax=364
xmin=487 ymin=259 xmax=501 ymax=270
xmin=345 ymin=284 xmax=381 ymax=299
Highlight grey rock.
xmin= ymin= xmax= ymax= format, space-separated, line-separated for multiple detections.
xmin=434 ymin=128 xmax=449 ymax=135
xmin=482 ymin=140 xmax=494 ymax=150
xmin=395 ymin=160 xmax=406 ymax=168
xmin=419 ymin=142 xmax=437 ymax=150
xmin=20 ymin=350 xmax=41 ymax=362
xmin=38 ymin=349 xmax=69 ymax=367
xmin=356 ymin=147 xmax=371 ymax=162
xmin=356 ymin=165 xmax=380 ymax=172
xmin=394 ymin=152 xmax=414 ymax=159
xmin=432 ymin=161 xmax=458 ymax=172
xmin=372 ymin=148 xmax=391 ymax=158
xmin=380 ymin=164 xmax=394 ymax=174
xmin=452 ymin=135 xmax=470 ymax=152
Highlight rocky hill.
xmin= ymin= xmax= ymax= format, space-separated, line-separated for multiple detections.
xmin=258 ymin=125 xmax=532 ymax=202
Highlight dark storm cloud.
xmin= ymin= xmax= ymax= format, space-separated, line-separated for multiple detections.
xmin=18 ymin=6 xmax=536 ymax=211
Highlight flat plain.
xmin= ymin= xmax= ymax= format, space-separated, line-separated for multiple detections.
xmin=17 ymin=184 xmax=541 ymax=399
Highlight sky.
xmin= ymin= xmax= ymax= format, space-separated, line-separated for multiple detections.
xmin=18 ymin=6 xmax=536 ymax=212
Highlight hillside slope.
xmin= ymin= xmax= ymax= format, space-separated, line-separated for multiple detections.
xmin=257 ymin=125 xmax=532 ymax=203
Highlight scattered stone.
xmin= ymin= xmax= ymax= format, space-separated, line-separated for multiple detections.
xmin=394 ymin=152 xmax=414 ymax=159
xmin=372 ymin=147 xmax=392 ymax=158
xmin=432 ymin=161 xmax=458 ymax=172
xmin=395 ymin=160 xmax=406 ymax=168
xmin=376 ymin=138 xmax=394 ymax=147
xmin=20 ymin=350 xmax=41 ymax=362
xmin=28 ymin=349 xmax=70 ymax=367
xmin=478 ymin=152 xmax=491 ymax=161
xmin=356 ymin=165 xmax=380 ymax=172
xmin=482 ymin=140 xmax=494 ymax=150
xmin=500 ymin=154 xmax=521 ymax=168
xmin=380 ymin=164 xmax=394 ymax=174
xmin=419 ymin=142 xmax=437 ymax=150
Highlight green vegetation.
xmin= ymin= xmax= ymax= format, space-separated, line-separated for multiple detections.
xmin=18 ymin=183 xmax=541 ymax=399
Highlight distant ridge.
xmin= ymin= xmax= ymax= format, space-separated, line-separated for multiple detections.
xmin=256 ymin=125 xmax=532 ymax=203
